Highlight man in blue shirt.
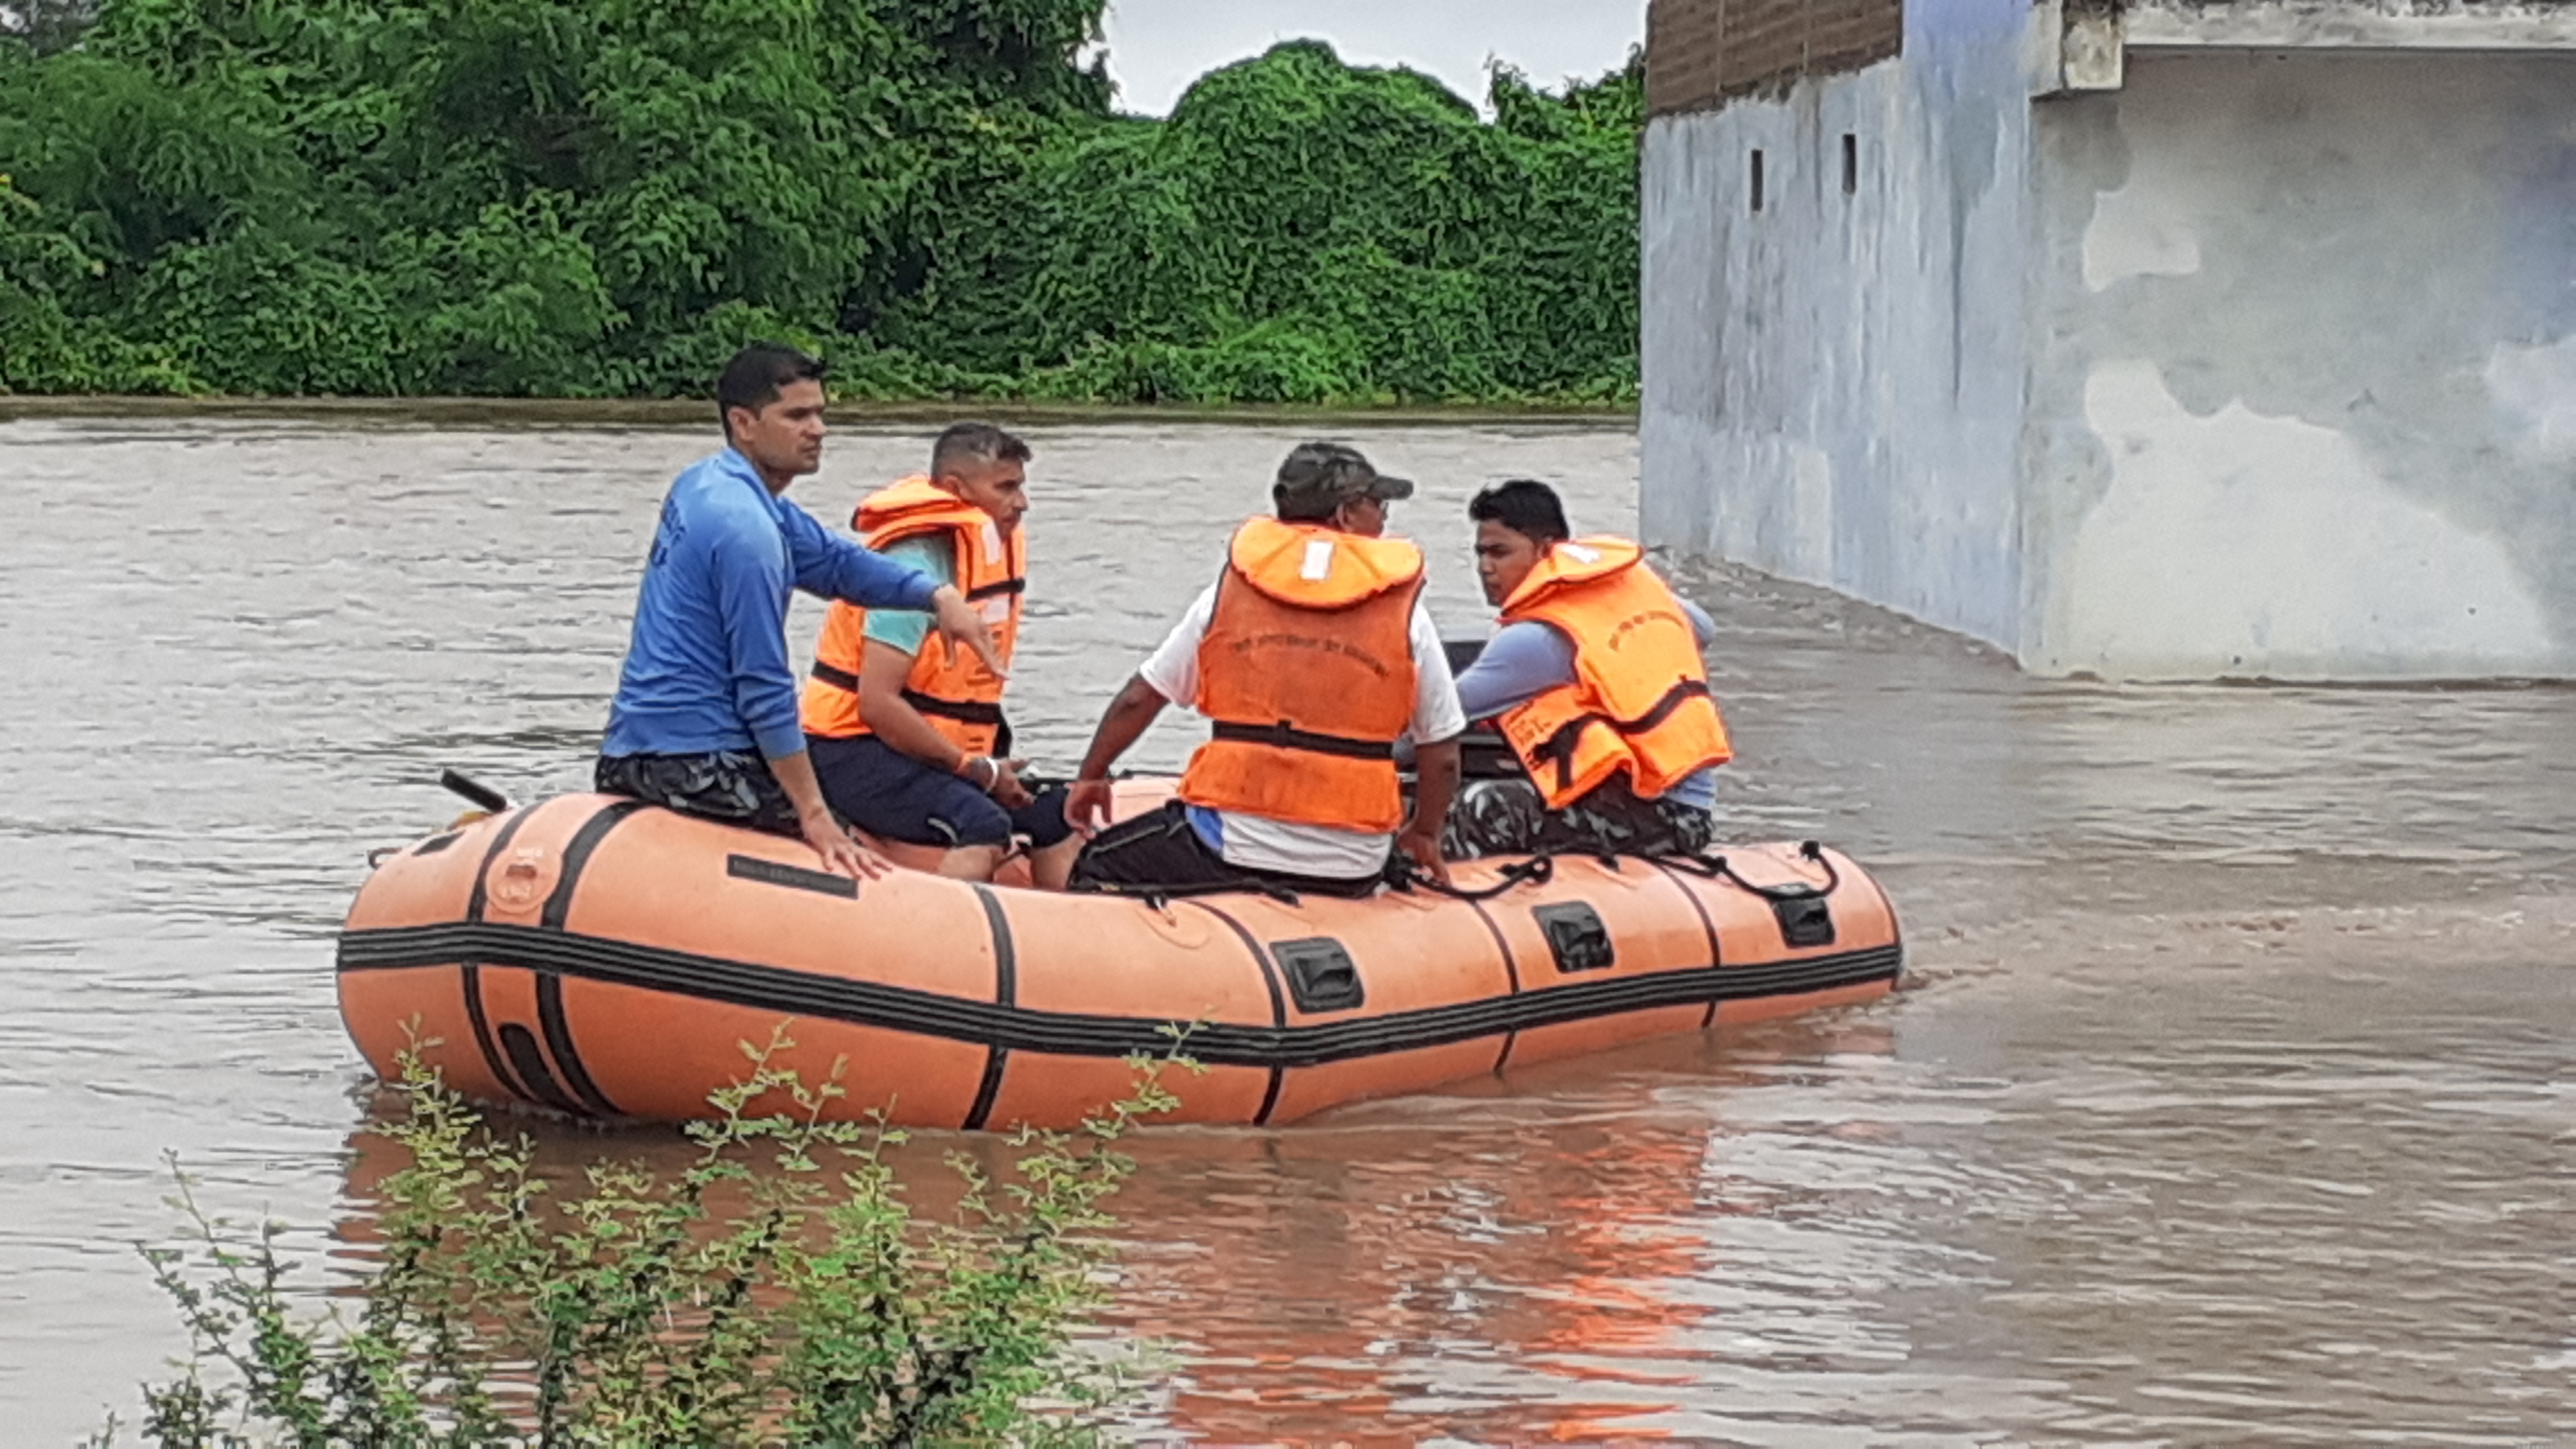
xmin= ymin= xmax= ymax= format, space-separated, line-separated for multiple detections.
xmin=598 ymin=344 xmax=1005 ymax=879
xmin=1445 ymin=479 xmax=1727 ymax=860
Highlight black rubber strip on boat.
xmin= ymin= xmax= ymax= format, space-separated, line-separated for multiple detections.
xmin=528 ymin=799 xmax=651 ymax=1118
xmin=1465 ymin=900 xmax=1524 ymax=1076
xmin=535 ymin=973 xmax=621 ymax=1118
xmin=1642 ymin=858 xmax=1729 ymax=1029
xmin=500 ymin=1022 xmax=590 ymax=1116
xmin=1181 ymin=901 xmax=1290 ymax=1125
xmin=341 ymin=922 xmax=1901 ymax=1071
xmin=459 ymin=808 xmax=539 ymax=1105
xmin=540 ymin=799 xmax=654 ymax=931
xmin=962 ymin=886 xmax=1018 ymax=1131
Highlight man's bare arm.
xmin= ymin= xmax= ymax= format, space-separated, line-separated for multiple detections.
xmin=1398 ymin=736 xmax=1462 ymax=884
xmin=856 ymin=637 xmax=1029 ymax=806
xmin=1066 ymin=675 xmax=1171 ymax=830
xmin=769 ymin=749 xmax=889 ymax=880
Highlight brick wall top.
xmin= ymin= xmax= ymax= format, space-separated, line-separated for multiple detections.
xmin=1647 ymin=0 xmax=1905 ymax=117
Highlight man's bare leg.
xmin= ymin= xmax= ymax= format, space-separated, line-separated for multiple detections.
xmin=937 ymin=843 xmax=1008 ymax=882
xmin=1026 ymin=834 xmax=1085 ymax=892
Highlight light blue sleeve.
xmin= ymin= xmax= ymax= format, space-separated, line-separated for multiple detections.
xmin=1681 ymin=597 xmax=1716 ymax=647
xmin=778 ymin=497 xmax=941 ymax=612
xmin=1451 ymin=622 xmax=1579 ymax=721
xmin=859 ymin=535 xmax=954 ymax=657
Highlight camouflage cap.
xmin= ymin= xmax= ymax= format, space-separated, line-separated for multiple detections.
xmin=1272 ymin=442 xmax=1415 ymax=518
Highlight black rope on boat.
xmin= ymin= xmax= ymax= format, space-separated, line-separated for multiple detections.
xmin=1083 ymin=877 xmax=1308 ymax=909
xmin=1385 ymin=854 xmax=1557 ymax=902
xmin=1656 ymin=839 xmax=1842 ymax=900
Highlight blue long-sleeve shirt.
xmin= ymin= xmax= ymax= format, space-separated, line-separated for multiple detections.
xmin=603 ymin=449 xmax=941 ymax=762
xmin=1454 ymin=599 xmax=1721 ymax=811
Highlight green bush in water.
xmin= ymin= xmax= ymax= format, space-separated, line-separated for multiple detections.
xmin=94 ymin=1032 xmax=1179 ymax=1447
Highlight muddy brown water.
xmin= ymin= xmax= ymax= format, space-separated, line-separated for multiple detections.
xmin=1 ymin=414 xmax=2569 ymax=1443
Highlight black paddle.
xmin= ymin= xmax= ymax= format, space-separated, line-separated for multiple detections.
xmin=439 ymin=769 xmax=512 ymax=815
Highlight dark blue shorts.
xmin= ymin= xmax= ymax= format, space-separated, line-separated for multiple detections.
xmin=807 ymin=734 xmax=1073 ymax=851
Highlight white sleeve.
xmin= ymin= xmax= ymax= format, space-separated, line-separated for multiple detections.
xmin=1135 ymin=584 xmax=1218 ymax=709
xmin=1407 ymin=602 xmax=1468 ymax=744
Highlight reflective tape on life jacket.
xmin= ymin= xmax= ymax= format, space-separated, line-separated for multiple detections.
xmin=1178 ymin=518 xmax=1425 ymax=835
xmin=799 ymin=477 xmax=1023 ymax=754
xmin=1495 ymin=537 xmax=1733 ymax=811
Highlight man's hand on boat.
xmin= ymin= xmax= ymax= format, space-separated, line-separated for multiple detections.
xmin=1066 ymin=778 xmax=1116 ymax=836
xmin=1397 ymin=821 xmax=1451 ymax=887
xmin=799 ymin=809 xmax=894 ymax=881
xmin=771 ymin=750 xmax=895 ymax=881
xmin=930 ymin=584 xmax=1011 ymax=683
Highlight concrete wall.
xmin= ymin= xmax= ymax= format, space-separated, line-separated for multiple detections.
xmin=1644 ymin=0 xmax=2576 ymax=679
xmin=1640 ymin=0 xmax=2046 ymax=650
xmin=2024 ymin=49 xmax=2576 ymax=677
xmin=2124 ymin=1 xmax=2576 ymax=51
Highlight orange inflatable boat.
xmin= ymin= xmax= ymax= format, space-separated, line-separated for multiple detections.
xmin=337 ymin=788 xmax=1902 ymax=1130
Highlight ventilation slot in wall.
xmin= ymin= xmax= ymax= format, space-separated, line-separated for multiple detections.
xmin=1750 ymin=149 xmax=1766 ymax=213
xmin=1842 ymin=134 xmax=1859 ymax=196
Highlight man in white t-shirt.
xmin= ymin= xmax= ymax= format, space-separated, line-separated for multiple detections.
xmin=1065 ymin=444 xmax=1466 ymax=897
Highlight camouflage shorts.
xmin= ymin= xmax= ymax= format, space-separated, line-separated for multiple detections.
xmin=1440 ymin=777 xmax=1715 ymax=861
xmin=595 ymin=751 xmax=801 ymax=838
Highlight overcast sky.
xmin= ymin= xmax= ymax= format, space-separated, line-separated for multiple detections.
xmin=1097 ymin=0 xmax=1650 ymax=115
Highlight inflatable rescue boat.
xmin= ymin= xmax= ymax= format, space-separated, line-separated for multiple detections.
xmin=337 ymin=786 xmax=1903 ymax=1129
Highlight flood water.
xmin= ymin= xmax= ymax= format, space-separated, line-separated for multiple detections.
xmin=2 ymin=412 xmax=2570 ymax=1443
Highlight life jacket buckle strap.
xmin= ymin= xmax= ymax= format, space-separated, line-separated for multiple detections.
xmin=1209 ymin=720 xmax=1397 ymax=763
xmin=902 ymin=691 xmax=1007 ymax=727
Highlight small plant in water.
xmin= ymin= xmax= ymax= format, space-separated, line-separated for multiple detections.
xmin=95 ymin=1028 xmax=1179 ymax=1447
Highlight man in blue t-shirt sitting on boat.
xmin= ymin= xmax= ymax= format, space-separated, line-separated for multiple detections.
xmin=596 ymin=344 xmax=1006 ymax=879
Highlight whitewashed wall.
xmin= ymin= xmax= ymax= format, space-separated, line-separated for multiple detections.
xmin=2025 ymin=47 xmax=2576 ymax=678
xmin=1644 ymin=4 xmax=2576 ymax=678
xmin=1641 ymin=0 xmax=2045 ymax=655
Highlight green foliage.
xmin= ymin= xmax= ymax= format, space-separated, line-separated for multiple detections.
xmin=0 ymin=0 xmax=100 ymax=57
xmin=880 ymin=44 xmax=1644 ymax=406
xmin=99 ymin=1032 xmax=1177 ymax=1446
xmin=0 ymin=0 xmax=1640 ymax=404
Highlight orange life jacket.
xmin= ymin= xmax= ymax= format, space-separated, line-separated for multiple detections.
xmin=799 ymin=477 xmax=1024 ymax=754
xmin=1177 ymin=518 xmax=1425 ymax=836
xmin=1495 ymin=537 xmax=1732 ymax=811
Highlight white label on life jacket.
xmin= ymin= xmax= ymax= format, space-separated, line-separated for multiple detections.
xmin=978 ymin=597 xmax=1011 ymax=625
xmin=980 ymin=520 xmax=1005 ymax=564
xmin=1564 ymin=543 xmax=1603 ymax=565
xmin=1301 ymin=540 xmax=1337 ymax=581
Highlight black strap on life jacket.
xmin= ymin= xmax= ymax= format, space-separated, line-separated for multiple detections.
xmin=1530 ymin=679 xmax=1715 ymax=792
xmin=808 ymin=661 xmax=1007 ymax=728
xmin=904 ymin=691 xmax=1005 ymax=726
xmin=1209 ymin=720 xmax=1397 ymax=762
xmin=966 ymin=577 xmax=1027 ymax=602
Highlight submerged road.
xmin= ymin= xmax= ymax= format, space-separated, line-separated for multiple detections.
xmin=0 ymin=412 xmax=2569 ymax=1441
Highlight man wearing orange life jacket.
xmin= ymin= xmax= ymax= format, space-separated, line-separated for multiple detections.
xmin=1443 ymin=480 xmax=1732 ymax=860
xmin=1065 ymin=443 xmax=1466 ymax=897
xmin=799 ymin=424 xmax=1080 ymax=886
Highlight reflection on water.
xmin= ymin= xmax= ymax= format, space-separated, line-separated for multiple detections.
xmin=1 ymin=413 xmax=2569 ymax=1442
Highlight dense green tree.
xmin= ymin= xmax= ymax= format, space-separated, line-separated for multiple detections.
xmin=0 ymin=0 xmax=1640 ymax=404
xmin=0 ymin=0 xmax=100 ymax=57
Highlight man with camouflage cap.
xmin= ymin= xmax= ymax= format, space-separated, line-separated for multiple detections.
xmin=1065 ymin=442 xmax=1465 ymax=896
